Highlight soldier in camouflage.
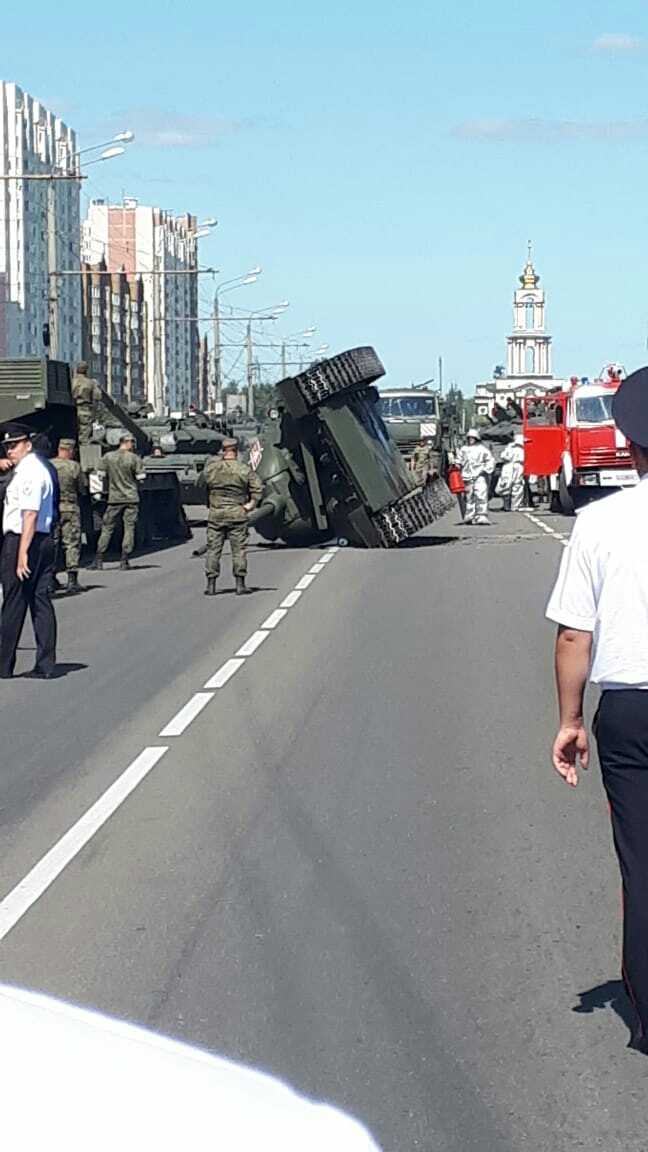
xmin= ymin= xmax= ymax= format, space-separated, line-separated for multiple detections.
xmin=51 ymin=438 xmax=87 ymax=594
xmin=90 ymin=432 xmax=145 ymax=570
xmin=71 ymin=362 xmax=102 ymax=446
xmin=410 ymin=439 xmax=433 ymax=486
xmin=198 ymin=437 xmax=263 ymax=596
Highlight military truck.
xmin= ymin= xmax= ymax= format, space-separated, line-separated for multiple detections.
xmin=247 ymin=347 xmax=454 ymax=547
xmin=377 ymin=388 xmax=442 ymax=469
xmin=0 ymin=358 xmax=190 ymax=551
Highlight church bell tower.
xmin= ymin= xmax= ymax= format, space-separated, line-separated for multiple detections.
xmin=506 ymin=244 xmax=552 ymax=380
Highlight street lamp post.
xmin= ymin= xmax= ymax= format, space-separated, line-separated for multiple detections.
xmin=212 ymin=269 xmax=261 ymax=412
xmin=245 ymin=302 xmax=289 ymax=416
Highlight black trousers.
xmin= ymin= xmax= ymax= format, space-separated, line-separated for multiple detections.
xmin=0 ymin=531 xmax=57 ymax=677
xmin=595 ymin=690 xmax=648 ymax=1038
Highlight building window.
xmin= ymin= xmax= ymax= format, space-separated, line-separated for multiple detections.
xmin=525 ymin=345 xmax=535 ymax=374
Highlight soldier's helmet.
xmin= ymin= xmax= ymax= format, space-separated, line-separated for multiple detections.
xmin=76 ymin=361 xmax=88 ymax=374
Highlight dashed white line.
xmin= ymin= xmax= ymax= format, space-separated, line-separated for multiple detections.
xmin=280 ymin=590 xmax=303 ymax=609
xmin=261 ymin=608 xmax=288 ymax=630
xmin=0 ymin=746 xmax=168 ymax=942
xmin=319 ymin=553 xmax=335 ymax=564
xmin=236 ymin=630 xmax=270 ymax=657
xmin=159 ymin=692 xmax=214 ymax=737
xmin=309 ymin=562 xmax=326 ymax=574
xmin=295 ymin=574 xmax=316 ymax=590
xmin=204 ymin=658 xmax=245 ymax=689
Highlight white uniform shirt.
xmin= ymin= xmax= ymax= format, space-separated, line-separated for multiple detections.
xmin=546 ymin=477 xmax=648 ymax=689
xmin=2 ymin=451 xmax=54 ymax=535
xmin=0 ymin=984 xmax=381 ymax=1151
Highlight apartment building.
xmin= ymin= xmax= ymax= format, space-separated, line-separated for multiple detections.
xmin=81 ymin=259 xmax=146 ymax=404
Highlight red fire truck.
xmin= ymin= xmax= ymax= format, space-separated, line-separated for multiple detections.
xmin=522 ymin=365 xmax=638 ymax=514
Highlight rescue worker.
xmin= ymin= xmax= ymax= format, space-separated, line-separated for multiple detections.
xmin=456 ymin=429 xmax=494 ymax=525
xmin=199 ymin=437 xmax=263 ymax=596
xmin=71 ymin=361 xmax=102 ymax=446
xmin=546 ymin=364 xmax=648 ymax=1053
xmin=90 ymin=432 xmax=145 ymax=570
xmin=410 ymin=439 xmax=433 ymax=486
xmin=51 ymin=438 xmax=87 ymax=594
xmin=498 ymin=433 xmax=525 ymax=512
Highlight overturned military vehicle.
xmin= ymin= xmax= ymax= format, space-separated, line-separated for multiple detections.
xmin=248 ymin=347 xmax=454 ymax=547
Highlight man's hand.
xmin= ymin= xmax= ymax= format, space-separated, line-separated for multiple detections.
xmin=0 ymin=458 xmax=12 ymax=472
xmin=552 ymin=722 xmax=589 ymax=787
xmin=16 ymin=547 xmax=31 ymax=581
xmin=243 ymin=500 xmax=256 ymax=513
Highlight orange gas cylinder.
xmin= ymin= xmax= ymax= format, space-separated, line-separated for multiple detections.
xmin=447 ymin=466 xmax=465 ymax=494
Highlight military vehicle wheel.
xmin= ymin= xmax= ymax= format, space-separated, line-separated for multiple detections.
xmin=293 ymin=347 xmax=385 ymax=409
xmin=372 ymin=476 xmax=455 ymax=547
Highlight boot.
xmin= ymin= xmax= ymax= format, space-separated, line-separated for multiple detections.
xmin=67 ymin=570 xmax=81 ymax=595
xmin=204 ymin=576 xmax=217 ymax=596
xmin=235 ymin=576 xmax=249 ymax=596
xmin=89 ymin=555 xmax=103 ymax=570
xmin=119 ymin=556 xmax=130 ymax=570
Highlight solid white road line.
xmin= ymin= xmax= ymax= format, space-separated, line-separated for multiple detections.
xmin=0 ymin=746 xmax=168 ymax=942
xmin=236 ymin=630 xmax=270 ymax=657
xmin=159 ymin=692 xmax=214 ymax=737
xmin=261 ymin=608 xmax=288 ymax=630
xmin=204 ymin=658 xmax=245 ymax=689
xmin=295 ymin=574 xmax=316 ymax=590
xmin=280 ymin=590 xmax=303 ymax=609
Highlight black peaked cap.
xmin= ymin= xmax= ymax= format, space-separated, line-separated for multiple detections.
xmin=612 ymin=367 xmax=648 ymax=446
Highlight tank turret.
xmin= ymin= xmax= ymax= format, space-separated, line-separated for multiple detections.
xmin=249 ymin=347 xmax=454 ymax=547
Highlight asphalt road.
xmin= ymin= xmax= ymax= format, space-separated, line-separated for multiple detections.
xmin=0 ymin=502 xmax=645 ymax=1151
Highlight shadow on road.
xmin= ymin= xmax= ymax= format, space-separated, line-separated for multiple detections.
xmin=210 ymin=586 xmax=278 ymax=596
xmin=398 ymin=535 xmax=458 ymax=549
xmin=573 ymin=979 xmax=637 ymax=1040
xmin=17 ymin=661 xmax=88 ymax=680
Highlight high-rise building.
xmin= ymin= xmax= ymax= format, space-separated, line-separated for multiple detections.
xmin=80 ymin=259 xmax=146 ymax=403
xmin=82 ymin=198 xmax=199 ymax=411
xmin=0 ymin=82 xmax=81 ymax=362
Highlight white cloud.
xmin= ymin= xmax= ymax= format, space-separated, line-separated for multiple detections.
xmin=592 ymin=33 xmax=646 ymax=54
xmin=104 ymin=108 xmax=247 ymax=149
xmin=454 ymin=118 xmax=648 ymax=143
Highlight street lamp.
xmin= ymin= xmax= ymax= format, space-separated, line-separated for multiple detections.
xmin=212 ymin=268 xmax=262 ymax=410
xmin=245 ymin=302 xmax=290 ymax=416
xmin=280 ymin=326 xmax=317 ymax=376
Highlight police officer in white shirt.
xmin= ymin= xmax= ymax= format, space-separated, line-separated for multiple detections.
xmin=546 ymin=365 xmax=648 ymax=1052
xmin=0 ymin=423 xmax=57 ymax=679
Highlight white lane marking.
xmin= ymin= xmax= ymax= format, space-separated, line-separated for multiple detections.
xmin=236 ymin=630 xmax=270 ymax=657
xmin=281 ymin=590 xmax=302 ymax=609
xmin=319 ymin=553 xmax=335 ymax=564
xmin=204 ymin=658 xmax=245 ymax=689
xmin=309 ymin=564 xmax=326 ymax=574
xmin=261 ymin=608 xmax=288 ymax=630
xmin=523 ymin=512 xmax=564 ymax=541
xmin=295 ymin=574 xmax=316 ymax=590
xmin=0 ymin=747 xmax=168 ymax=942
xmin=159 ymin=692 xmax=214 ymax=737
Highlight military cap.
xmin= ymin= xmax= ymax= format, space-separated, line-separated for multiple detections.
xmin=0 ymin=422 xmax=32 ymax=446
xmin=222 ymin=437 xmax=238 ymax=450
xmin=120 ymin=430 xmax=135 ymax=444
xmin=59 ymin=438 xmax=76 ymax=450
xmin=76 ymin=361 xmax=88 ymax=373
xmin=612 ymin=367 xmax=648 ymax=448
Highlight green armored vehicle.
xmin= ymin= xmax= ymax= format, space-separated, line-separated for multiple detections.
xmin=247 ymin=347 xmax=454 ymax=547
xmin=377 ymin=387 xmax=442 ymax=468
xmin=0 ymin=358 xmax=190 ymax=549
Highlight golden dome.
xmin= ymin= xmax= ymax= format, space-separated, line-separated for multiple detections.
xmin=520 ymin=241 xmax=539 ymax=289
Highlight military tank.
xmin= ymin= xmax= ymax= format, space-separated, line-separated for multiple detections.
xmin=247 ymin=347 xmax=454 ymax=547
xmin=0 ymin=358 xmax=190 ymax=550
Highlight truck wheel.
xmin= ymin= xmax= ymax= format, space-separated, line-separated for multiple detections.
xmin=372 ymin=477 xmax=455 ymax=547
xmin=558 ymin=471 xmax=575 ymax=516
xmin=293 ymin=347 xmax=385 ymax=408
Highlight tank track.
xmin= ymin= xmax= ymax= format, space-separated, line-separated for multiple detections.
xmin=293 ymin=347 xmax=385 ymax=409
xmin=371 ymin=477 xmax=455 ymax=547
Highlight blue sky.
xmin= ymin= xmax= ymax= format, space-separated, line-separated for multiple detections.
xmin=2 ymin=0 xmax=648 ymax=393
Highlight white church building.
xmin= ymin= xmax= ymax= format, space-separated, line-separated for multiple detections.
xmin=474 ymin=247 xmax=567 ymax=417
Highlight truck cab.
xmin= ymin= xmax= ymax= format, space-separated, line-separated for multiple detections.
xmin=523 ymin=366 xmax=638 ymax=514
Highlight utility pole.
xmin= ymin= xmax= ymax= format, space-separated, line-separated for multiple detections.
xmin=213 ymin=292 xmax=222 ymax=412
xmin=281 ymin=342 xmax=287 ymax=380
xmin=438 ymin=355 xmax=443 ymax=397
xmin=246 ymin=319 xmax=254 ymax=417
xmin=47 ymin=179 xmax=58 ymax=361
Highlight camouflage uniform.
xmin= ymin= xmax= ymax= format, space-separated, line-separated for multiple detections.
xmin=51 ymin=442 xmax=87 ymax=574
xmin=199 ymin=446 xmax=263 ymax=587
xmin=410 ymin=442 xmax=432 ymax=485
xmin=71 ymin=362 xmax=102 ymax=445
xmin=95 ymin=442 xmax=145 ymax=562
